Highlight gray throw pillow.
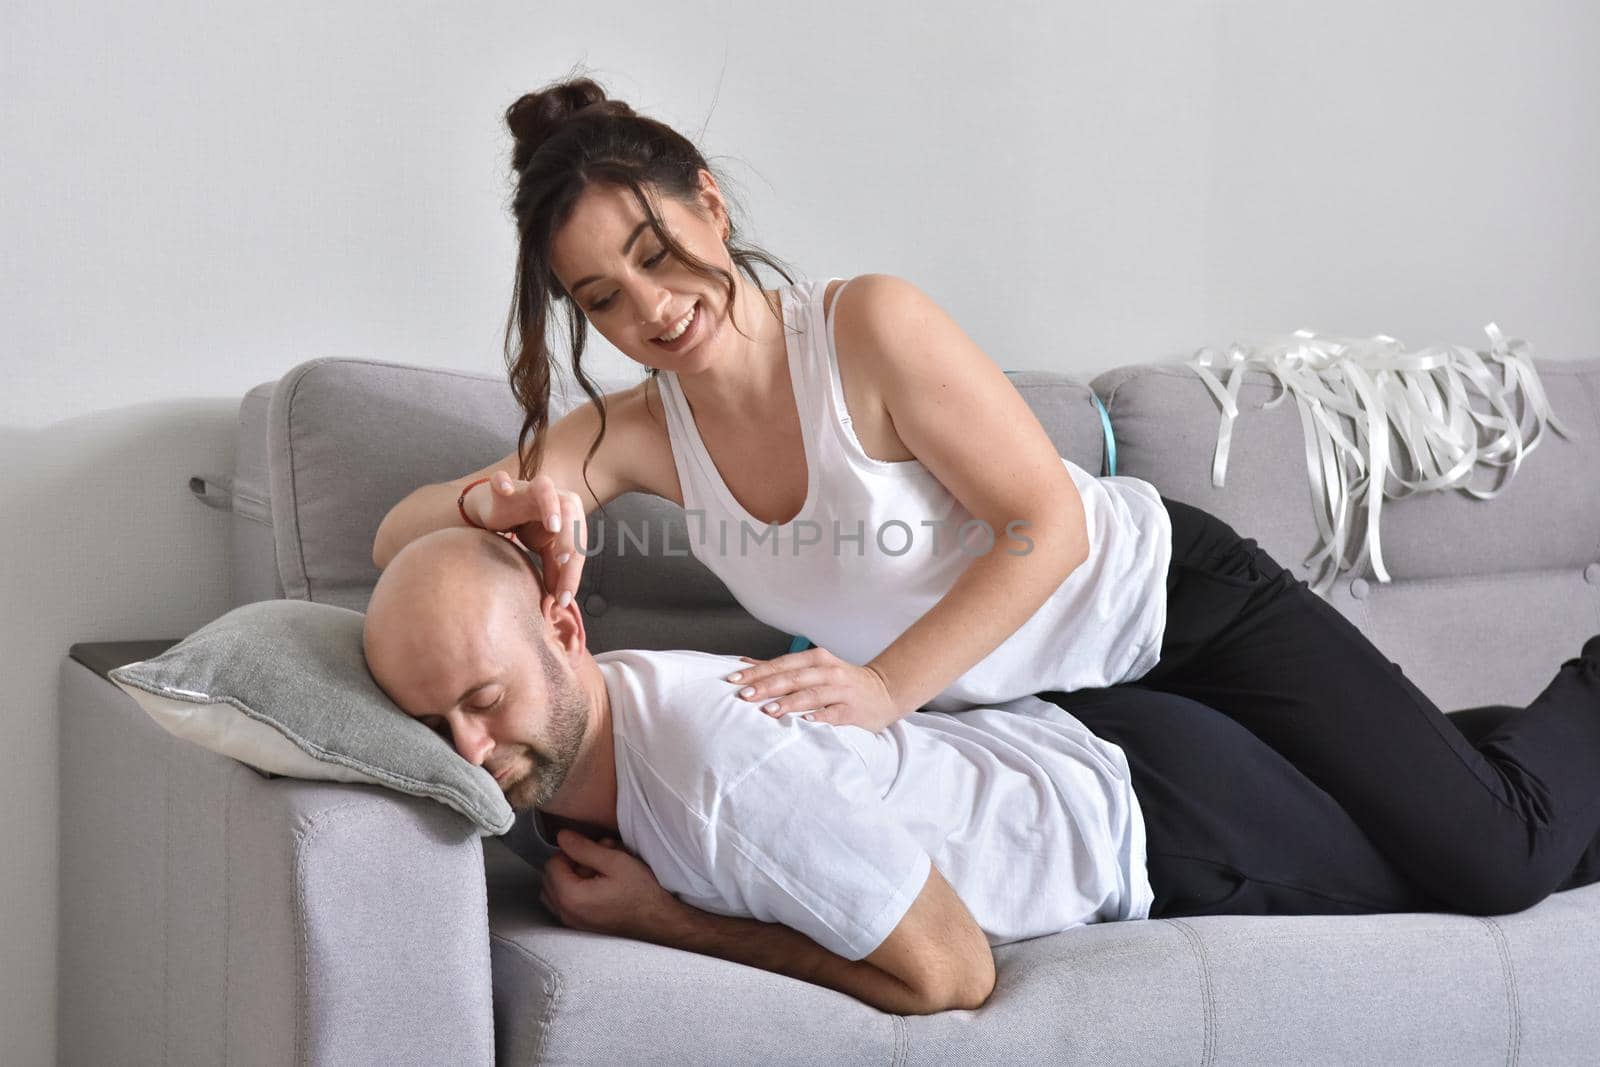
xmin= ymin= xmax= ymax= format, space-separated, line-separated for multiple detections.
xmin=108 ymin=598 xmax=514 ymax=835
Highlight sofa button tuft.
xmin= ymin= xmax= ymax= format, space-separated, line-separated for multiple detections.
xmin=1349 ymin=578 xmax=1371 ymax=600
xmin=1585 ymin=563 xmax=1600 ymax=586
xmin=584 ymin=594 xmax=609 ymax=616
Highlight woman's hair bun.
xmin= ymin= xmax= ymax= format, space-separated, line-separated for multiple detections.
xmin=506 ymin=77 xmax=633 ymax=171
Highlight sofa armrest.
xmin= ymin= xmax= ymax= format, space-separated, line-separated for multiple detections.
xmin=59 ymin=647 xmax=495 ymax=1066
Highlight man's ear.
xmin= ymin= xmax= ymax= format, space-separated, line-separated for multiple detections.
xmin=542 ymin=588 xmax=589 ymax=666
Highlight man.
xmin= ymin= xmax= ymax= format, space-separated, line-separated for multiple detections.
xmin=362 ymin=529 xmax=1523 ymax=1015
xmin=365 ymin=527 xmax=1017 ymax=1013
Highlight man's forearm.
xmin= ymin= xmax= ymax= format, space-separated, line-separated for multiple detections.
xmin=651 ymin=901 xmax=947 ymax=1015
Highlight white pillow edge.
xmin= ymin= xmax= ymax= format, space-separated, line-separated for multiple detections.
xmin=111 ymin=677 xmax=388 ymax=786
xmin=106 ymin=666 xmax=514 ymax=835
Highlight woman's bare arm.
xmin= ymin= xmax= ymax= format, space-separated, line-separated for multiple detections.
xmin=852 ymin=274 xmax=1090 ymax=714
xmin=729 ymin=274 xmax=1090 ymax=726
xmin=371 ymin=388 xmax=662 ymax=606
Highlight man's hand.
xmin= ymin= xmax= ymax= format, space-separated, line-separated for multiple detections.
xmin=545 ymin=831 xmax=994 ymax=1014
xmin=540 ymin=829 xmax=686 ymax=941
xmin=724 ymin=648 xmax=905 ymax=732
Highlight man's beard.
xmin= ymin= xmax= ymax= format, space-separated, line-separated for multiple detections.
xmin=502 ymin=653 xmax=589 ymax=811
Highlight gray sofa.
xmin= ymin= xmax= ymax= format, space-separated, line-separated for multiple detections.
xmin=59 ymin=352 xmax=1600 ymax=1064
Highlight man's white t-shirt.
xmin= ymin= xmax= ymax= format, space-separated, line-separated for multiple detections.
xmin=580 ymin=648 xmax=1154 ymax=961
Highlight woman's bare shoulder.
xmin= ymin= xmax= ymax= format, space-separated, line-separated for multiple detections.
xmin=829 ymin=273 xmax=915 ymax=334
xmin=826 ymin=274 xmax=919 ymax=462
xmin=831 ymin=272 xmax=1001 ymax=386
xmin=827 ymin=273 xmax=922 ymax=388
xmin=553 ymin=379 xmax=657 ymax=429
xmin=596 ymin=378 xmax=671 ymax=432
xmin=552 ymin=377 xmax=678 ymax=501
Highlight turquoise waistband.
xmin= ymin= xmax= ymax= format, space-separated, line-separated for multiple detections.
xmin=1092 ymin=393 xmax=1117 ymax=476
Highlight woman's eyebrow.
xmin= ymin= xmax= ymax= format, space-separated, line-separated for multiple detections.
xmin=570 ymin=220 xmax=653 ymax=294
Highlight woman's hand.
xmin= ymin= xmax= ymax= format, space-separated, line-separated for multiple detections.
xmin=724 ymin=647 xmax=905 ymax=733
xmin=465 ymin=471 xmax=588 ymax=608
xmin=540 ymin=831 xmax=687 ymax=942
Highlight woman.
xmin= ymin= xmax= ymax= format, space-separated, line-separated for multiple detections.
xmin=375 ymin=76 xmax=1600 ymax=918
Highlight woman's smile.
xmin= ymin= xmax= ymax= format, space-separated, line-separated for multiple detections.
xmin=648 ymin=299 xmax=704 ymax=353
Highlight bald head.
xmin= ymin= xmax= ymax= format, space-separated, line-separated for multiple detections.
xmin=372 ymin=526 xmax=544 ymax=617
xmin=364 ymin=528 xmax=556 ymax=716
xmin=364 ymin=527 xmax=602 ymax=812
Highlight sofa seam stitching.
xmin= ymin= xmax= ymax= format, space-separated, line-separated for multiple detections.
xmin=1584 ymin=372 xmax=1600 ymax=643
xmin=1583 ymin=370 xmax=1600 ymax=565
xmin=489 ymin=932 xmax=564 ymax=1066
xmin=892 ymin=1012 xmax=909 ymax=1066
xmin=1593 ymin=571 xmax=1600 ymax=639
xmin=292 ymin=800 xmax=378 ymax=1065
xmin=1361 ymin=568 xmax=1597 ymax=592
xmin=223 ymin=765 xmax=233 ymax=1067
xmin=291 ymin=802 xmax=493 ymax=1063
xmin=1476 ymin=916 xmax=1521 ymax=1067
xmin=294 ymin=811 xmax=312 ymax=1066
xmin=163 ymin=736 xmax=172 ymax=1067
xmin=1163 ymin=918 xmax=1216 ymax=1066
xmin=295 ymin=354 xmax=509 ymax=386
xmin=1586 ymin=355 xmax=1600 ymax=632
xmin=281 ymin=366 xmax=314 ymax=602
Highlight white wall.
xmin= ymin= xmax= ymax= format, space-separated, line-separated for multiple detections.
xmin=5 ymin=1 xmax=1597 ymax=1059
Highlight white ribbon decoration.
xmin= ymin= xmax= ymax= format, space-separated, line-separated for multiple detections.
xmin=1188 ymin=324 xmax=1574 ymax=597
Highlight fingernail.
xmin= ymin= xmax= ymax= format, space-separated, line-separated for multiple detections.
xmin=739 ymin=686 xmax=755 ymax=698
xmin=496 ymin=477 xmax=512 ymax=491
xmin=762 ymin=702 xmax=778 ymax=713
xmin=546 ymin=514 xmax=561 ymax=532
xmin=803 ymin=713 xmax=816 ymax=721
xmin=558 ymin=591 xmax=572 ymax=609
xmin=726 ymin=672 xmax=743 ymax=682
xmin=557 ymin=552 xmax=571 ymax=566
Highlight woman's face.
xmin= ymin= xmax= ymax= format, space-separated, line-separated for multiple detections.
xmin=549 ymin=173 xmax=734 ymax=375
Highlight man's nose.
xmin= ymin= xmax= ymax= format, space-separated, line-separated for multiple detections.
xmin=452 ymin=717 xmax=494 ymax=766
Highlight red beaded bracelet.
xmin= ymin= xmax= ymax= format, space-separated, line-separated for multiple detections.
xmin=457 ymin=477 xmax=518 ymax=541
xmin=457 ymin=477 xmax=492 ymax=529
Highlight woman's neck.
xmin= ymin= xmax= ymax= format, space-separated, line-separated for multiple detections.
xmin=676 ymin=278 xmax=787 ymax=412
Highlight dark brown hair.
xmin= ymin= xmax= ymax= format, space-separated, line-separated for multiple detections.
xmin=502 ymin=73 xmax=797 ymax=489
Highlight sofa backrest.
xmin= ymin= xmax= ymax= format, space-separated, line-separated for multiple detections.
xmin=229 ymin=358 xmax=1108 ymax=659
xmin=228 ymin=352 xmax=1600 ymax=713
xmin=1092 ymin=358 xmax=1600 ymax=711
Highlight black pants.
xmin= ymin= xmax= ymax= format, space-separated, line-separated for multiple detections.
xmin=1041 ymin=496 xmax=1600 ymax=919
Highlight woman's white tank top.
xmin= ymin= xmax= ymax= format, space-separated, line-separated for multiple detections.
xmin=655 ymin=277 xmax=1172 ymax=712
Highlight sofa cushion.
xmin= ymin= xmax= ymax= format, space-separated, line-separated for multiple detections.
xmin=108 ymin=598 xmax=514 ymax=834
xmin=1092 ymin=357 xmax=1600 ymax=709
xmin=265 ymin=358 xmax=534 ymax=610
xmin=483 ymin=836 xmax=1600 ymax=1065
